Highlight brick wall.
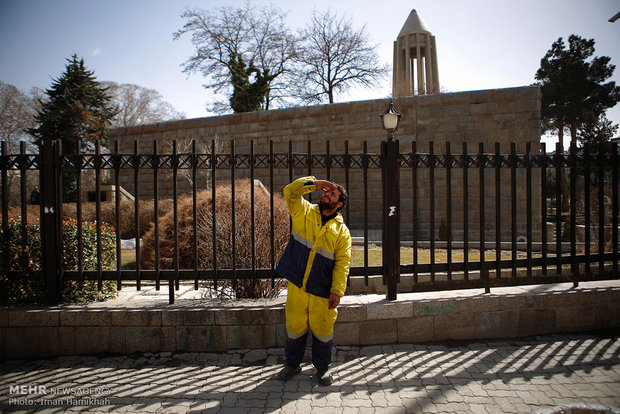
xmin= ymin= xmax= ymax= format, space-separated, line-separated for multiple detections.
xmin=110 ymin=86 xmax=541 ymax=241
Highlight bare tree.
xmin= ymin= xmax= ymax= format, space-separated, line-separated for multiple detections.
xmin=0 ymin=82 xmax=38 ymax=151
xmin=158 ymin=134 xmax=226 ymax=191
xmin=173 ymin=1 xmax=297 ymax=113
xmin=293 ymin=9 xmax=389 ymax=104
xmin=250 ymin=4 xmax=297 ymax=109
xmin=0 ymin=82 xmax=41 ymax=204
xmin=102 ymin=82 xmax=186 ymax=128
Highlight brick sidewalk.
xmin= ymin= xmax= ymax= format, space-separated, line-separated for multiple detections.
xmin=1 ymin=333 xmax=619 ymax=413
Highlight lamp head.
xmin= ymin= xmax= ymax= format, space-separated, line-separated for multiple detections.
xmin=380 ymin=100 xmax=402 ymax=134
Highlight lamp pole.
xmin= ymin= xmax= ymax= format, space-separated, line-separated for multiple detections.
xmin=380 ymin=101 xmax=402 ymax=300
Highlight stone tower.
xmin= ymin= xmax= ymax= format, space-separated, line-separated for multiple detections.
xmin=393 ymin=9 xmax=440 ymax=97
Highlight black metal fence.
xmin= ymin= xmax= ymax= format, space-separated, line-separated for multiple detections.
xmin=1 ymin=138 xmax=619 ymax=304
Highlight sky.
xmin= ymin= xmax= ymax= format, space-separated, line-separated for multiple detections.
xmin=1 ymin=0 xmax=619 ymax=145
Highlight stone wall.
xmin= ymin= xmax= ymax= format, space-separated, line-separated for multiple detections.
xmin=110 ymin=86 xmax=542 ymax=241
xmin=1 ymin=281 xmax=618 ymax=360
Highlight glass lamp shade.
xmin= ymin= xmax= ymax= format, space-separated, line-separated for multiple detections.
xmin=380 ymin=101 xmax=402 ymax=132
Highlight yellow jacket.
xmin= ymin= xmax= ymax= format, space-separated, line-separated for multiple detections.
xmin=276 ymin=176 xmax=352 ymax=298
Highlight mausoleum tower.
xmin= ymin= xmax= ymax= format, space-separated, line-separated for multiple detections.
xmin=393 ymin=9 xmax=440 ymax=97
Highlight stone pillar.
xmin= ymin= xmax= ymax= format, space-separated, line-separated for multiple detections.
xmin=431 ymin=36 xmax=440 ymax=93
xmin=424 ymin=33 xmax=434 ymax=94
xmin=416 ymin=33 xmax=424 ymax=95
xmin=405 ymin=34 xmax=412 ymax=96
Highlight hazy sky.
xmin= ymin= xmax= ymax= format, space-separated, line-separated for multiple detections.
xmin=1 ymin=0 xmax=619 ymax=142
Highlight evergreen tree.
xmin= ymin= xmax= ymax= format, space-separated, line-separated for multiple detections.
xmin=29 ymin=55 xmax=117 ymax=201
xmin=29 ymin=55 xmax=116 ymax=151
xmin=229 ymin=53 xmax=274 ymax=113
xmin=535 ymin=35 xmax=620 ymax=147
xmin=577 ymin=114 xmax=618 ymax=149
xmin=535 ymin=35 xmax=619 ymax=212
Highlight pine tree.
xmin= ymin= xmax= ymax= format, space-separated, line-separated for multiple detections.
xmin=29 ymin=55 xmax=117 ymax=152
xmin=29 ymin=55 xmax=117 ymax=201
xmin=535 ymin=35 xmax=619 ymax=212
xmin=535 ymin=35 xmax=620 ymax=148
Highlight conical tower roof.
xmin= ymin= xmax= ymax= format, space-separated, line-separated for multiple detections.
xmin=398 ymin=9 xmax=431 ymax=37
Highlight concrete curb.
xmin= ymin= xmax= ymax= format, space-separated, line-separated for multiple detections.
xmin=1 ymin=281 xmax=619 ymax=360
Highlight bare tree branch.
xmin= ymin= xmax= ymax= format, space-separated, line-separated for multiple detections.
xmin=102 ymin=82 xmax=186 ymax=128
xmin=292 ymin=9 xmax=389 ymax=104
xmin=173 ymin=1 xmax=298 ymax=113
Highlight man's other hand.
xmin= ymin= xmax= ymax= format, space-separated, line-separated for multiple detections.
xmin=328 ymin=293 xmax=341 ymax=309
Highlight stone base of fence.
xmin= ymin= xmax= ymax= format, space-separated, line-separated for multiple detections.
xmin=1 ymin=280 xmax=618 ymax=360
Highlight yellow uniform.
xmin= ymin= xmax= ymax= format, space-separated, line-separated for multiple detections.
xmin=276 ymin=176 xmax=352 ymax=370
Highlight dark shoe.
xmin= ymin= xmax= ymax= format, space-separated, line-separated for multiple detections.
xmin=317 ymin=369 xmax=333 ymax=386
xmin=276 ymin=365 xmax=301 ymax=381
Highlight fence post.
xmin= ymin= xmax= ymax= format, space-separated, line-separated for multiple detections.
xmin=1 ymin=142 xmax=9 ymax=277
xmin=41 ymin=139 xmax=60 ymax=304
xmin=382 ymin=137 xmax=400 ymax=300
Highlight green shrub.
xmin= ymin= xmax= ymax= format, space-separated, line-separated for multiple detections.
xmin=0 ymin=218 xmax=118 ymax=305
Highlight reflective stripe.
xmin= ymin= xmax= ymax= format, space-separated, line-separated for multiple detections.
xmin=292 ymin=230 xmax=335 ymax=261
xmin=311 ymin=331 xmax=334 ymax=343
xmin=286 ymin=327 xmax=309 ymax=339
xmin=291 ymin=230 xmax=314 ymax=250
xmin=316 ymin=247 xmax=334 ymax=261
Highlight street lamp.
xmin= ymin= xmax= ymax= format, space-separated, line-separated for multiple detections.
xmin=379 ymin=99 xmax=402 ymax=301
xmin=379 ymin=100 xmax=402 ymax=140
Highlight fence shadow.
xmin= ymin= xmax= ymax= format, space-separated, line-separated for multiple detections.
xmin=1 ymin=332 xmax=619 ymax=413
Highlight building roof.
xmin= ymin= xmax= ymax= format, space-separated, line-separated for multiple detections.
xmin=398 ymin=9 xmax=431 ymax=37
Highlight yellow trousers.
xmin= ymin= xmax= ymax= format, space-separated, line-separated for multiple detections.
xmin=285 ymin=283 xmax=338 ymax=342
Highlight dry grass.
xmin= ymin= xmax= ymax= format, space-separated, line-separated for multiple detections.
xmin=123 ymin=245 xmax=539 ymax=270
xmin=139 ymin=180 xmax=290 ymax=298
xmin=351 ymin=246 xmax=538 ymax=267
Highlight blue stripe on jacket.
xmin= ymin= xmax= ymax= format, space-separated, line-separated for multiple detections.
xmin=276 ymin=234 xmax=335 ymax=299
